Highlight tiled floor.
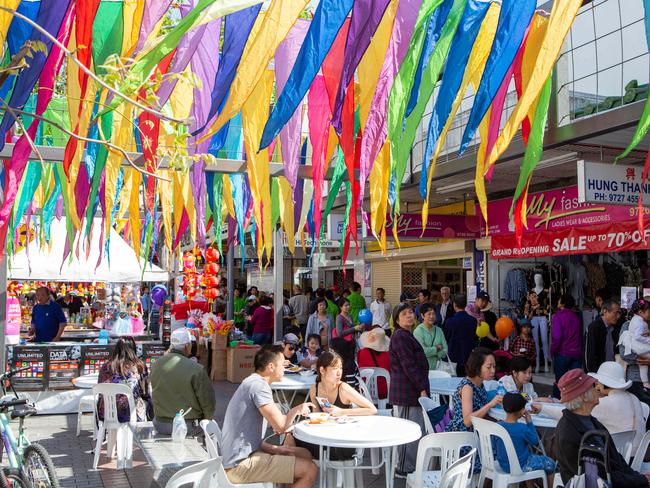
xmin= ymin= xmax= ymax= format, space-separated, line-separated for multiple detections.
xmin=18 ymin=378 xmax=558 ymax=487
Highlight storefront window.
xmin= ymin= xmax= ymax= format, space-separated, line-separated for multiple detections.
xmin=401 ymin=259 xmax=466 ymax=299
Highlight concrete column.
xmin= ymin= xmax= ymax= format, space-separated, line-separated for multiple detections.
xmin=226 ymin=245 xmax=234 ymax=321
xmin=273 ymin=228 xmax=284 ymax=342
xmin=0 ymin=260 xmax=7 ymax=369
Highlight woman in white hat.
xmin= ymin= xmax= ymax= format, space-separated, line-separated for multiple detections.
xmin=589 ymin=361 xmax=648 ymax=452
xmin=357 ymin=327 xmax=390 ymax=400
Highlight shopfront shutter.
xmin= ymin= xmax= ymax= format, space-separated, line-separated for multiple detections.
xmin=372 ymin=260 xmax=402 ymax=307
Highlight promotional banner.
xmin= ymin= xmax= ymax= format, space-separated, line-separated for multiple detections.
xmin=491 ymin=219 xmax=650 ymax=259
xmin=368 ymin=212 xmax=481 ymax=239
xmin=5 ymin=296 xmax=21 ymax=344
xmin=481 ymin=185 xmax=639 ymax=236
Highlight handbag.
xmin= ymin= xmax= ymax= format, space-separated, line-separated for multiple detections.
xmin=564 ymin=431 xmax=612 ymax=488
xmin=432 ymin=326 xmax=456 ymax=375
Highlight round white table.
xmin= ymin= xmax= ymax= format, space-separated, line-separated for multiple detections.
xmin=271 ymin=374 xmax=316 ymax=412
xmin=72 ymin=373 xmax=99 ymax=389
xmin=293 ymin=415 xmax=422 ymax=488
xmin=489 ymin=402 xmax=564 ymax=428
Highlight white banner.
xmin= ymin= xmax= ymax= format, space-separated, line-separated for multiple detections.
xmin=577 ymin=160 xmax=650 ymax=206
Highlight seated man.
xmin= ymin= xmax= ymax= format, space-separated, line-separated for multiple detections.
xmin=221 ymin=345 xmax=318 ymax=488
xmin=150 ymin=328 xmax=215 ymax=435
xmin=554 ymin=369 xmax=650 ymax=487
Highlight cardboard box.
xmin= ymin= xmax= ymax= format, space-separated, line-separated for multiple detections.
xmin=211 ymin=348 xmax=227 ymax=381
xmin=212 ymin=333 xmax=228 ymax=351
xmin=226 ymin=346 xmax=260 ymax=383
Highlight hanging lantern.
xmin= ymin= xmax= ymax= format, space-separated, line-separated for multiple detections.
xmin=204 ymin=263 xmax=219 ymax=275
xmin=205 ymin=247 xmax=219 ymax=262
xmin=204 ymin=275 xmax=218 ymax=288
xmin=204 ymin=288 xmax=218 ymax=300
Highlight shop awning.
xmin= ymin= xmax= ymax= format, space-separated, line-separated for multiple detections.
xmin=8 ymin=219 xmax=169 ymax=283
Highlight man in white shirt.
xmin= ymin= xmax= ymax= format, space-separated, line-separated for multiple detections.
xmin=369 ymin=288 xmax=391 ymax=332
xmin=288 ymin=285 xmax=310 ymax=339
xmin=435 ymin=286 xmax=454 ymax=326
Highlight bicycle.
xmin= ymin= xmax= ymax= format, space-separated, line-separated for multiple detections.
xmin=0 ymin=367 xmax=59 ymax=488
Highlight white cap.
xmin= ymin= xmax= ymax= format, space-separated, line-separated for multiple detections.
xmin=170 ymin=328 xmax=192 ymax=346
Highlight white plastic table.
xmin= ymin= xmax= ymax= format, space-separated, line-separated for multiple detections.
xmin=489 ymin=403 xmax=563 ymax=428
xmin=429 ymin=377 xmax=463 ymax=396
xmin=293 ymin=415 xmax=422 ymax=488
xmin=271 ymin=373 xmax=316 ymax=412
xmin=72 ymin=373 xmax=99 ymax=389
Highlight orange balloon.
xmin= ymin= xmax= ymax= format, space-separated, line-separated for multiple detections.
xmin=495 ymin=317 xmax=515 ymax=340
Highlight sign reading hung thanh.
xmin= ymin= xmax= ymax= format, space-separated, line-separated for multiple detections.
xmin=578 ymin=160 xmax=650 ymax=206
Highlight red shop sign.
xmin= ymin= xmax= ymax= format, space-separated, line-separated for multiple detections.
xmin=491 ymin=220 xmax=650 ymax=259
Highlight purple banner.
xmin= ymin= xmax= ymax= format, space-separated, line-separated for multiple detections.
xmin=368 ymin=213 xmax=481 ymax=239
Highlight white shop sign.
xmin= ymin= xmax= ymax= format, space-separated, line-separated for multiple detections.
xmin=577 ymin=160 xmax=650 ymax=206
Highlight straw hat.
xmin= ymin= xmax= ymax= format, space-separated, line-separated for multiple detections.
xmin=359 ymin=327 xmax=390 ymax=352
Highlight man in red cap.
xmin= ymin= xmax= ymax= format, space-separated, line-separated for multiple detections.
xmin=554 ymin=369 xmax=650 ymax=486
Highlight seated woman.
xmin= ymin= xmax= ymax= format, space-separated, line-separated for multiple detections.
xmin=330 ymin=337 xmax=361 ymax=390
xmin=297 ymin=334 xmax=323 ymax=369
xmin=590 ymin=361 xmax=647 ymax=453
xmin=290 ymin=351 xmax=377 ymax=460
xmin=357 ymin=327 xmax=390 ymax=400
xmin=499 ymin=357 xmax=556 ymax=415
xmin=446 ymin=348 xmax=503 ymax=471
xmin=555 ymin=369 xmax=650 ymax=486
xmin=98 ymin=337 xmax=151 ymax=422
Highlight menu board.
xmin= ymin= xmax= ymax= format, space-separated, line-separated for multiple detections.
xmin=140 ymin=343 xmax=166 ymax=369
xmin=8 ymin=346 xmax=47 ymax=390
xmin=79 ymin=345 xmax=115 ymax=376
xmin=48 ymin=345 xmax=81 ymax=389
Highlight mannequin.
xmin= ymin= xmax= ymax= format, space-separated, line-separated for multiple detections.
xmin=526 ymin=274 xmax=550 ymax=373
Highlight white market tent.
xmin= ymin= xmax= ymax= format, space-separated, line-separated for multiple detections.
xmin=8 ymin=219 xmax=169 ymax=282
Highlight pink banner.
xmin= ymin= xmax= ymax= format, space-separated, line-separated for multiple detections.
xmin=480 ymin=185 xmax=638 ymax=237
xmin=6 ymin=296 xmax=21 ymax=341
xmin=368 ymin=213 xmax=481 ymax=239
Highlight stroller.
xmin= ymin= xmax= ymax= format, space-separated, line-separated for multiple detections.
xmin=563 ymin=430 xmax=612 ymax=488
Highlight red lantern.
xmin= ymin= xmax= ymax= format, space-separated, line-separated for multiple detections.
xmin=204 ymin=263 xmax=219 ymax=275
xmin=495 ymin=317 xmax=515 ymax=340
xmin=204 ymin=275 xmax=218 ymax=288
xmin=186 ymin=287 xmax=197 ymax=298
xmin=204 ymin=288 xmax=218 ymax=300
xmin=205 ymin=247 xmax=219 ymax=262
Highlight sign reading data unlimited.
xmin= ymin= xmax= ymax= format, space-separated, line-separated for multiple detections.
xmin=578 ymin=160 xmax=650 ymax=206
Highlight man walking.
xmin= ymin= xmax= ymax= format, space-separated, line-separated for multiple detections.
xmin=585 ymin=300 xmax=622 ymax=373
xmin=370 ymin=288 xmax=391 ymax=332
xmin=435 ymin=286 xmax=454 ymax=326
xmin=289 ymin=285 xmax=310 ymax=339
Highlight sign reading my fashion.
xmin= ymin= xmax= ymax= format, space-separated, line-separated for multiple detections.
xmin=577 ymin=160 xmax=650 ymax=206
xmin=365 ymin=213 xmax=481 ymax=239
xmin=491 ymin=219 xmax=650 ymax=259
xmin=481 ymin=184 xmax=641 ymax=236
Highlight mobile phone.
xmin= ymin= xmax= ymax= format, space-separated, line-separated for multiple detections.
xmin=315 ymin=396 xmax=332 ymax=409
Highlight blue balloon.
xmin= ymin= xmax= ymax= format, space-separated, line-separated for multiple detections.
xmin=358 ymin=308 xmax=373 ymax=325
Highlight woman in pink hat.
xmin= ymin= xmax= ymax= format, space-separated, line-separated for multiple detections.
xmin=554 ymin=368 xmax=650 ymax=486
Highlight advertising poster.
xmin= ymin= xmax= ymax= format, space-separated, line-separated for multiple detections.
xmin=48 ymin=345 xmax=81 ymax=389
xmin=5 ymin=296 xmax=21 ymax=345
xmin=8 ymin=346 xmax=47 ymax=390
xmin=141 ymin=343 xmax=167 ymax=369
xmin=79 ymin=345 xmax=114 ymax=376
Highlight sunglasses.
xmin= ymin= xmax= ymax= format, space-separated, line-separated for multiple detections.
xmin=285 ymin=344 xmax=297 ymax=351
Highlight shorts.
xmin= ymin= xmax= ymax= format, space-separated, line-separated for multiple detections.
xmin=523 ymin=454 xmax=556 ymax=474
xmin=225 ymin=451 xmax=296 ymax=484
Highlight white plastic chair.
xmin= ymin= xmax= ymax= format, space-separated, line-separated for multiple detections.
xmin=92 ymin=383 xmax=135 ymax=469
xmin=359 ymin=367 xmax=391 ymax=410
xmin=198 ymin=419 xmax=272 ymax=488
xmin=631 ymin=429 xmax=650 ymax=472
xmin=611 ymin=429 xmax=636 ymax=463
xmin=418 ymin=397 xmax=439 ymax=435
xmin=76 ymin=394 xmax=96 ymax=438
xmin=472 ymin=416 xmax=548 ymax=488
xmin=406 ymin=432 xmax=477 ymax=488
xmin=641 ymin=402 xmax=649 ymax=421
xmin=357 ymin=377 xmax=374 ymax=405
xmin=439 ymin=449 xmax=476 ymax=488
xmin=199 ymin=420 xmax=221 ymax=458
xmin=165 ymin=459 xmax=219 ymax=488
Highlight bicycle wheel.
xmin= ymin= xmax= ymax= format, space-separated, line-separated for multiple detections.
xmin=23 ymin=443 xmax=59 ymax=488
xmin=2 ymin=468 xmax=29 ymax=488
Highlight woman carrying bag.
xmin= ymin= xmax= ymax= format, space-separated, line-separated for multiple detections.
xmin=413 ymin=302 xmax=449 ymax=371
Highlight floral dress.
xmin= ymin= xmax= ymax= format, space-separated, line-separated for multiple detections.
xmin=97 ymin=363 xmax=152 ymax=423
xmin=445 ymin=377 xmax=489 ymax=471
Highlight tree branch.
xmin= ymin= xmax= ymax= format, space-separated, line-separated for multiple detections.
xmin=0 ymin=5 xmax=190 ymax=126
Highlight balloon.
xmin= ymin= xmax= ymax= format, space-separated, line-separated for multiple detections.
xmin=358 ymin=309 xmax=373 ymax=325
xmin=495 ymin=317 xmax=515 ymax=340
xmin=476 ymin=321 xmax=490 ymax=338
xmin=151 ymin=285 xmax=167 ymax=306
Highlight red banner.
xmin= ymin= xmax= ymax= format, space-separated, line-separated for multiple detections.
xmin=491 ymin=220 xmax=650 ymax=259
